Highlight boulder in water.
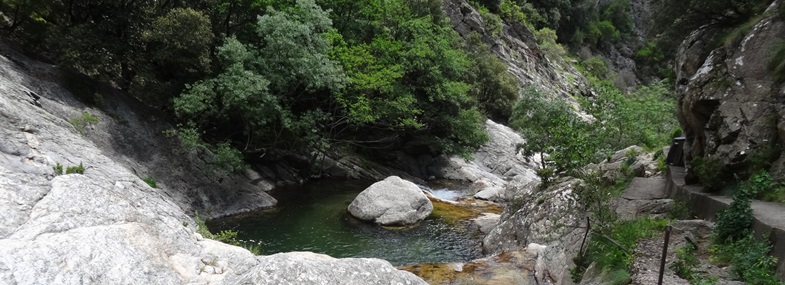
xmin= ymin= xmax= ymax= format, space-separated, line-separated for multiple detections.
xmin=348 ymin=176 xmax=433 ymax=226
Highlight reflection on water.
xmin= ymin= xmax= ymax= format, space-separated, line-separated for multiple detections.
xmin=208 ymin=180 xmax=482 ymax=265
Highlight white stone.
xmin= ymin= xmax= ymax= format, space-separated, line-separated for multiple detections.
xmin=348 ymin=176 xmax=433 ymax=226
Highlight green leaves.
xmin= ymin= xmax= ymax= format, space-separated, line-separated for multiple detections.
xmin=511 ymin=87 xmax=595 ymax=174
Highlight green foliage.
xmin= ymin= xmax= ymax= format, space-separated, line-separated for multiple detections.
xmin=769 ymin=41 xmax=785 ymax=83
xmin=671 ymin=244 xmax=700 ymax=281
xmin=583 ymin=218 xmax=668 ymax=277
xmin=52 ymin=163 xmax=63 ymax=176
xmin=498 ymin=0 xmax=533 ymax=25
xmin=143 ymin=177 xmax=157 ymax=188
xmin=476 ymin=5 xmax=503 ymax=38
xmin=53 ymin=162 xmax=85 ymax=175
xmin=692 ymin=156 xmax=726 ymax=192
xmin=744 ymin=142 xmax=782 ymax=175
xmin=711 ymin=235 xmax=784 ymax=285
xmin=213 ymin=143 xmax=246 ymax=173
xmin=714 ymin=174 xmax=760 ymax=243
xmin=167 ymin=126 xmax=246 ymax=173
xmin=136 ymin=7 xmax=214 ymax=106
xmin=324 ymin=0 xmax=489 ymax=157
xmin=581 ymin=57 xmax=609 ymax=79
xmin=476 ymin=0 xmax=502 ymax=12
xmin=581 ymin=79 xmax=678 ymax=152
xmin=534 ymin=27 xmax=566 ymax=59
xmin=749 ymin=171 xmax=785 ymax=204
xmin=176 ymin=0 xmax=342 ymax=154
xmin=69 ymin=112 xmax=100 ymax=135
xmin=511 ymin=86 xmax=596 ymax=176
xmin=635 ymin=41 xmax=665 ymax=64
xmin=195 ymin=211 xmax=240 ymax=246
xmin=65 ymin=162 xmax=85 ymax=174
xmin=512 ymin=77 xmax=676 ymax=183
xmin=194 ymin=211 xmax=261 ymax=255
xmin=464 ymin=33 xmax=520 ymax=123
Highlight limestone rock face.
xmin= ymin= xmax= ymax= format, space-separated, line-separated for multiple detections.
xmin=0 ymin=42 xmax=426 ymax=284
xmin=675 ymin=0 xmax=785 ymax=180
xmin=429 ymin=120 xmax=542 ymax=201
xmin=348 ymin=176 xmax=433 ymax=226
xmin=443 ymin=0 xmax=590 ymax=102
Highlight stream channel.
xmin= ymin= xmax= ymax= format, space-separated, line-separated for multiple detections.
xmin=208 ymin=179 xmax=484 ymax=265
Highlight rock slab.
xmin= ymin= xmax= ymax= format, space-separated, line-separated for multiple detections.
xmin=348 ymin=176 xmax=433 ymax=226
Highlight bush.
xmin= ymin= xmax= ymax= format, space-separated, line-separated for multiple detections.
xmin=464 ymin=33 xmax=520 ymax=123
xmin=477 ymin=5 xmax=503 ymax=38
xmin=582 ymin=57 xmax=609 ymax=79
xmin=575 ymin=217 xmax=668 ymax=282
xmin=194 ymin=212 xmax=261 ymax=255
xmin=534 ymin=28 xmax=566 ymax=59
xmin=69 ymin=112 xmax=100 ymax=135
xmin=143 ymin=177 xmax=157 ymax=188
xmin=711 ymin=235 xmax=783 ymax=285
xmin=714 ymin=175 xmax=758 ymax=243
xmin=692 ymin=156 xmax=726 ymax=192
xmin=671 ymin=244 xmax=699 ymax=280
xmin=65 ymin=162 xmax=85 ymax=174
xmin=53 ymin=163 xmax=63 ymax=175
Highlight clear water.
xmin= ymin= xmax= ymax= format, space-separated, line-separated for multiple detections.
xmin=208 ymin=180 xmax=482 ymax=266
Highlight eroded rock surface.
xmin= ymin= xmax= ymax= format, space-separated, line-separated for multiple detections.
xmin=429 ymin=120 xmax=541 ymax=201
xmin=348 ymin=176 xmax=433 ymax=226
xmin=483 ymin=177 xmax=586 ymax=285
xmin=676 ymin=0 xmax=785 ymax=180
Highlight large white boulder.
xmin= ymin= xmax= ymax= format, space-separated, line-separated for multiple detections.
xmin=348 ymin=176 xmax=433 ymax=226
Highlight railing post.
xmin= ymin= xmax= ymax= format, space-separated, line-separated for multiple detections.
xmin=657 ymin=226 xmax=673 ymax=285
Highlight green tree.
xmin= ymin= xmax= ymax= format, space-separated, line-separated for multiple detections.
xmin=326 ymin=0 xmax=488 ymax=156
xmin=464 ymin=33 xmax=519 ymax=123
xmin=175 ymin=0 xmax=344 ymax=156
xmin=137 ymin=8 xmax=214 ymax=107
xmin=511 ymin=87 xmax=596 ymax=179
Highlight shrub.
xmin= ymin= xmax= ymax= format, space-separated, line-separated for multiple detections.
xmin=53 ymin=163 xmax=63 ymax=175
xmin=143 ymin=177 xmax=157 ymax=188
xmin=671 ymin=244 xmax=699 ymax=280
xmin=692 ymin=156 xmax=726 ymax=192
xmin=534 ymin=27 xmax=566 ymax=59
xmin=582 ymin=57 xmax=609 ymax=79
xmin=711 ymin=235 xmax=783 ymax=285
xmin=577 ymin=218 xmax=668 ymax=281
xmin=714 ymin=175 xmax=758 ymax=243
xmin=745 ymin=144 xmax=782 ymax=174
xmin=194 ymin=211 xmax=262 ymax=255
xmin=65 ymin=162 xmax=85 ymax=174
xmin=477 ymin=5 xmax=503 ymax=38
xmin=69 ymin=112 xmax=100 ymax=134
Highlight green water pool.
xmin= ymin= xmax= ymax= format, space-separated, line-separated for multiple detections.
xmin=208 ymin=180 xmax=482 ymax=265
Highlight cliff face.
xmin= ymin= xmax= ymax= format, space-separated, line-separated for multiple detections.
xmin=443 ymin=0 xmax=590 ymax=102
xmin=675 ymin=0 xmax=785 ymax=180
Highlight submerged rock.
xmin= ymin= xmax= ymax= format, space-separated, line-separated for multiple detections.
xmin=348 ymin=176 xmax=433 ymax=226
